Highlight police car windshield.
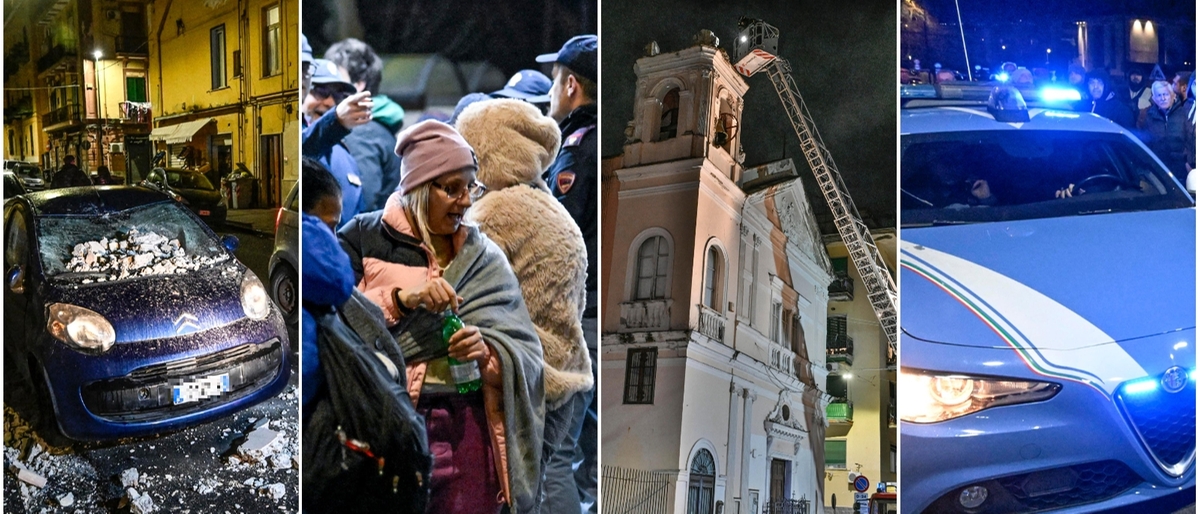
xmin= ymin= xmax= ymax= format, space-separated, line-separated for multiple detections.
xmin=901 ymin=130 xmax=1192 ymax=226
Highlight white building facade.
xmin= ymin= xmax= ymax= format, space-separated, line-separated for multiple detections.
xmin=600 ymin=38 xmax=836 ymax=514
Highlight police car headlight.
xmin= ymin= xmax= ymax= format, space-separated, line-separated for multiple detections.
xmin=47 ymin=303 xmax=116 ymax=353
xmin=899 ymin=369 xmax=1060 ymax=423
xmin=241 ymin=272 xmax=271 ymax=320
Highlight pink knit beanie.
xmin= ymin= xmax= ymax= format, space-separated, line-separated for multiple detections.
xmin=394 ymin=120 xmax=477 ymax=194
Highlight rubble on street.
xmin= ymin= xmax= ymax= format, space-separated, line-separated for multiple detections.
xmin=2 ymin=384 xmax=299 ymax=512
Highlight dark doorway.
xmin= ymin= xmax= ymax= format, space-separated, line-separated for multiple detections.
xmin=259 ymin=134 xmax=282 ymax=207
xmin=123 ymin=134 xmax=150 ymax=184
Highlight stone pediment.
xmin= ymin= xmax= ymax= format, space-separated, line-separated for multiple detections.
xmin=764 ymin=390 xmax=806 ymax=433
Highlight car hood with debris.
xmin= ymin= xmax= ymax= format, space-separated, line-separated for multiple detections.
xmin=46 ymin=264 xmax=257 ymax=344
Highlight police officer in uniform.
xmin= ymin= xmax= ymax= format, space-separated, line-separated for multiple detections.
xmin=537 ymin=34 xmax=599 ymax=514
xmin=300 ymin=35 xmax=371 ymax=228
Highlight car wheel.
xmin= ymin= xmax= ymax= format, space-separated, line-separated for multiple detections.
xmin=270 ymin=264 xmax=298 ymax=324
xmin=28 ymin=360 xmax=72 ymax=449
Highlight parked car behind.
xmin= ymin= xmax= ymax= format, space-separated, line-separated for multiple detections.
xmin=268 ymin=182 xmax=299 ymax=324
xmin=146 ymin=167 xmax=228 ymax=229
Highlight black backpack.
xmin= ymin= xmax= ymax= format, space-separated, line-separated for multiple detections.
xmin=302 ymin=302 xmax=433 ymax=513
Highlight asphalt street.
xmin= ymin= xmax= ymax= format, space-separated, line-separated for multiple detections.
xmin=3 ymin=224 xmax=299 ymax=513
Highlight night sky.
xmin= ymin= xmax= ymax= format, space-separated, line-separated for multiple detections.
xmin=303 ymin=0 xmax=597 ymax=78
xmin=601 ymin=0 xmax=897 ymax=230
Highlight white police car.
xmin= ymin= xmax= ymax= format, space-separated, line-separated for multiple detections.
xmin=899 ymin=84 xmax=1195 ymax=513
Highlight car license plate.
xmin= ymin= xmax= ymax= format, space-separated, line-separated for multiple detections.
xmin=199 ymin=210 xmax=211 ymax=216
xmin=172 ymin=374 xmax=230 ymax=405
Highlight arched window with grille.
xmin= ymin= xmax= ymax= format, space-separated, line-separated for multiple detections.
xmin=687 ymin=449 xmax=716 ymax=514
xmin=635 ymin=235 xmax=670 ymax=300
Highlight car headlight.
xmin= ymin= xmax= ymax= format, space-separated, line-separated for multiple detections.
xmin=47 ymin=303 xmax=116 ymax=353
xmin=241 ymin=272 xmax=270 ymax=320
xmin=899 ymin=369 xmax=1061 ymax=423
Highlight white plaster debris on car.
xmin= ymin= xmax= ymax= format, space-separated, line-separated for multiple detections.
xmin=65 ymin=229 xmax=225 ymax=283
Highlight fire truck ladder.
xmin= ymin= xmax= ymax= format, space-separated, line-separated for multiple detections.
xmin=734 ymin=19 xmax=898 ymax=352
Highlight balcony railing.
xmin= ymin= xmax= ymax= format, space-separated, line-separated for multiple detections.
xmin=41 ymin=103 xmax=81 ymax=127
xmin=828 ymin=275 xmax=854 ymax=301
xmin=619 ymin=299 xmax=672 ymax=332
xmin=120 ymin=101 xmax=152 ymax=123
xmin=827 ymin=334 xmax=854 ymax=365
xmin=115 ymin=36 xmax=149 ymax=55
xmin=769 ymin=344 xmax=796 ymax=375
xmin=697 ymin=304 xmax=725 ymax=341
xmin=827 ymin=401 xmax=854 ymax=422
xmin=37 ymin=44 xmax=75 ymax=73
xmin=4 ymin=95 xmax=34 ymax=121
xmin=763 ymin=498 xmax=809 ymax=514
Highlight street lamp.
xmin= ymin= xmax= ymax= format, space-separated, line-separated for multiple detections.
xmin=93 ymin=50 xmax=103 ymax=119
xmin=1045 ymin=47 xmax=1051 ymax=65
xmin=94 ymin=49 xmax=105 ymax=167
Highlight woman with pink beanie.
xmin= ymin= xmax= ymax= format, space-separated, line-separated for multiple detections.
xmin=338 ymin=120 xmax=546 ymax=514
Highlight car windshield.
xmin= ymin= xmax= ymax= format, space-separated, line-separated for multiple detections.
xmin=900 ymin=130 xmax=1193 ymax=226
xmin=15 ymin=166 xmax=40 ymax=179
xmin=38 ymin=202 xmax=229 ymax=282
xmin=166 ymin=170 xmax=216 ymax=190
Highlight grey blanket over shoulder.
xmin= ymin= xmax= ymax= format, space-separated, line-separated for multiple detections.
xmin=391 ymin=225 xmax=546 ymax=514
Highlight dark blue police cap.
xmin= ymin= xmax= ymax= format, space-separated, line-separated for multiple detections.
xmin=491 ymin=70 xmax=552 ymax=103
xmin=536 ymin=35 xmax=597 ymax=83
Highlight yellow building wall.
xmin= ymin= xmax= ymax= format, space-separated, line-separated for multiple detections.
xmin=148 ymin=1 xmax=241 ymax=117
xmin=3 ymin=1 xmax=48 ymax=164
xmin=823 ymin=232 xmax=898 ymax=511
xmin=88 ymin=59 xmax=148 ymax=120
xmin=145 ymin=0 xmax=299 ymax=206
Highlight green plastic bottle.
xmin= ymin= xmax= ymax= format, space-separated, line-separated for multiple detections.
xmin=442 ymin=312 xmax=482 ymax=393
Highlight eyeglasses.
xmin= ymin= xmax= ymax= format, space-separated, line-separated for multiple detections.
xmin=310 ymin=85 xmax=347 ymax=102
xmin=431 ymin=180 xmax=487 ymax=201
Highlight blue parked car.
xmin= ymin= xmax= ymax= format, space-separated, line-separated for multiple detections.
xmin=3 ymin=186 xmax=290 ymax=441
xmin=899 ymin=85 xmax=1195 ymax=513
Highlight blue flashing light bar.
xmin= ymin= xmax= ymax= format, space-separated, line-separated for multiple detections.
xmin=1041 ymin=87 xmax=1082 ymax=102
xmin=996 ymin=72 xmax=1010 ymax=82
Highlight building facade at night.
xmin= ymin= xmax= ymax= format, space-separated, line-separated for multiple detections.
xmin=145 ymin=0 xmax=300 ymax=207
xmin=600 ymin=38 xmax=837 ymax=514
xmin=901 ymin=0 xmax=1195 ymax=80
xmin=822 ymin=229 xmax=897 ymax=513
xmin=4 ymin=0 xmax=300 ymax=206
xmin=3 ymin=0 xmax=152 ymax=175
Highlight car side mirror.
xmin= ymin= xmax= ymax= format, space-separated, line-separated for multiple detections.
xmin=7 ymin=265 xmax=24 ymax=294
xmin=221 ymin=235 xmax=239 ymax=253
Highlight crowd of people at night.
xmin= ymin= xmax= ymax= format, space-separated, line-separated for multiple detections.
xmin=902 ymin=58 xmax=1197 ymax=180
xmin=298 ymin=28 xmax=598 ymax=514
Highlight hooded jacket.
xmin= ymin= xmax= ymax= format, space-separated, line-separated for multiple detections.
xmin=456 ymin=99 xmax=593 ymax=410
xmin=1085 ymin=70 xmax=1135 ymax=128
xmin=1125 ymin=68 xmax=1152 ymax=112
xmin=344 ymin=95 xmax=405 ymax=212
xmin=300 ymin=214 xmax=356 ymax=417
